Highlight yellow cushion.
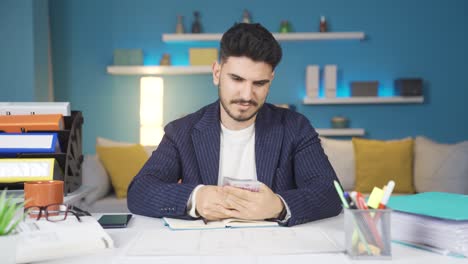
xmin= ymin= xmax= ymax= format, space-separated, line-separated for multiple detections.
xmin=352 ymin=138 xmax=415 ymax=193
xmin=96 ymin=144 xmax=148 ymax=198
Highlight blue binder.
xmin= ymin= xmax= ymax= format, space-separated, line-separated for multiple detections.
xmin=387 ymin=192 xmax=468 ymax=221
xmin=0 ymin=133 xmax=59 ymax=154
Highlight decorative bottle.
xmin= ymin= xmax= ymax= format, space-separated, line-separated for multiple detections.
xmin=159 ymin=54 xmax=171 ymax=66
xmin=191 ymin=11 xmax=202 ymax=33
xmin=176 ymin=15 xmax=185 ymax=34
xmin=319 ymin=16 xmax=327 ymax=32
xmin=279 ymin=20 xmax=291 ymax=33
xmin=242 ymin=9 xmax=251 ymax=23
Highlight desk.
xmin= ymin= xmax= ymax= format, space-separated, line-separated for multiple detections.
xmin=40 ymin=214 xmax=468 ymax=264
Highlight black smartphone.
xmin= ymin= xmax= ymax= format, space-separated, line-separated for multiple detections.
xmin=98 ymin=214 xmax=133 ymax=229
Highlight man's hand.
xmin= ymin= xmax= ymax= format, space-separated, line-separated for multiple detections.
xmin=195 ymin=185 xmax=231 ymax=221
xmin=221 ymin=184 xmax=284 ymax=220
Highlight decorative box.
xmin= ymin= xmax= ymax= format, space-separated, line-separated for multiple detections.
xmin=351 ymin=81 xmax=379 ymax=97
xmin=113 ymin=49 xmax=144 ymax=65
xmin=394 ymin=78 xmax=423 ymax=96
xmin=189 ymin=48 xmax=218 ymax=65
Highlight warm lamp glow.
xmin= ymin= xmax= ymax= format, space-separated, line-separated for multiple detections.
xmin=140 ymin=77 xmax=164 ymax=146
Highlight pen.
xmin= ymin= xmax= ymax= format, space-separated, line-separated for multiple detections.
xmin=344 ymin=192 xmax=357 ymax=209
xmin=350 ymin=191 xmax=358 ymax=206
xmin=356 ymin=192 xmax=368 ymax=210
xmin=378 ymin=180 xmax=395 ymax=209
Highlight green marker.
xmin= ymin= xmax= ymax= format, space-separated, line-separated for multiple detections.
xmin=334 ymin=180 xmax=349 ymax=208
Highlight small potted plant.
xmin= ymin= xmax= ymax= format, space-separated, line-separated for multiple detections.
xmin=0 ymin=189 xmax=25 ymax=264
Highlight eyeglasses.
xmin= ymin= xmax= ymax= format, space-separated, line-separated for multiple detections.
xmin=24 ymin=204 xmax=91 ymax=222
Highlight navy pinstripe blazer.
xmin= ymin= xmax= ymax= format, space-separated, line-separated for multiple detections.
xmin=127 ymin=101 xmax=342 ymax=226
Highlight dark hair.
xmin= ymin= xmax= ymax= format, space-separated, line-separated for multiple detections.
xmin=220 ymin=23 xmax=282 ymax=70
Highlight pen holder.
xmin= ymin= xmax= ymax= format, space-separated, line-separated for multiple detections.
xmin=344 ymin=208 xmax=392 ymax=260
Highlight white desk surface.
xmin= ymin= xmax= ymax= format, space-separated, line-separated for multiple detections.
xmin=40 ymin=214 xmax=468 ymax=264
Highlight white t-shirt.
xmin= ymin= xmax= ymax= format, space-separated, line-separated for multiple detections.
xmin=218 ymin=123 xmax=257 ymax=186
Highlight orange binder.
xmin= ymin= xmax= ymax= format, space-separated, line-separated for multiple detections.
xmin=0 ymin=114 xmax=64 ymax=132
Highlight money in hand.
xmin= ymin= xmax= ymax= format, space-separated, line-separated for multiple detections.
xmin=223 ymin=177 xmax=261 ymax=192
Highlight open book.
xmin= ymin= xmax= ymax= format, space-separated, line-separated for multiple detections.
xmin=163 ymin=217 xmax=279 ymax=230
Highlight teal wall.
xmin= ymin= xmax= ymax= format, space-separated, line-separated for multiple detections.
xmin=0 ymin=0 xmax=35 ymax=101
xmin=33 ymin=0 xmax=51 ymax=102
xmin=0 ymin=0 xmax=50 ymax=102
xmin=30 ymin=0 xmax=468 ymax=153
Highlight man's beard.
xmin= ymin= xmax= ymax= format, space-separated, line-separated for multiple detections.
xmin=219 ymin=86 xmax=261 ymax=122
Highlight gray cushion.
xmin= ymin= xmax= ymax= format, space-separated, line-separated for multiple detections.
xmin=414 ymin=136 xmax=468 ymax=194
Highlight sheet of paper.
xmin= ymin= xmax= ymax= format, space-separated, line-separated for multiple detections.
xmin=126 ymin=226 xmax=343 ymax=256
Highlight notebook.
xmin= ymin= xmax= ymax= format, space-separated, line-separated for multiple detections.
xmin=163 ymin=217 xmax=279 ymax=230
xmin=387 ymin=192 xmax=468 ymax=221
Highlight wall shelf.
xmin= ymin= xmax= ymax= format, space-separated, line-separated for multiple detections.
xmin=316 ymin=128 xmax=365 ymax=137
xmin=107 ymin=65 xmax=212 ymax=76
xmin=162 ymin=32 xmax=365 ymax=42
xmin=303 ymin=96 xmax=424 ymax=105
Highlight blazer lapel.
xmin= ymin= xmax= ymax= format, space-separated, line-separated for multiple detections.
xmin=255 ymin=106 xmax=283 ymax=188
xmin=192 ymin=102 xmax=220 ymax=185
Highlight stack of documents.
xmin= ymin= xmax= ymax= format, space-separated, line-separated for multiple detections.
xmin=16 ymin=216 xmax=114 ymax=263
xmin=387 ymin=192 xmax=468 ymax=257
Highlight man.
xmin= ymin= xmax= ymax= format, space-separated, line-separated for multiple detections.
xmin=127 ymin=23 xmax=341 ymax=226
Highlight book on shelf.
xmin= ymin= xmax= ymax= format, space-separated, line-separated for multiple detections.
xmin=163 ymin=217 xmax=279 ymax=230
xmin=16 ymin=216 xmax=114 ymax=263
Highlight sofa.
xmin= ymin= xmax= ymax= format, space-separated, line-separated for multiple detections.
xmin=77 ymin=136 xmax=468 ymax=213
xmin=76 ymin=137 xmax=156 ymax=213
xmin=321 ymin=136 xmax=468 ymax=194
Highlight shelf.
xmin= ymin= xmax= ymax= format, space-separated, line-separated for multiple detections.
xmin=303 ymin=96 xmax=424 ymax=105
xmin=162 ymin=32 xmax=365 ymax=42
xmin=316 ymin=128 xmax=365 ymax=136
xmin=107 ymin=65 xmax=212 ymax=76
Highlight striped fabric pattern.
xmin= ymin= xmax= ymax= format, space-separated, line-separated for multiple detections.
xmin=127 ymin=101 xmax=342 ymax=226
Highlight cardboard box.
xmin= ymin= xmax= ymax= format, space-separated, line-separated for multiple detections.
xmin=189 ymin=48 xmax=218 ymax=65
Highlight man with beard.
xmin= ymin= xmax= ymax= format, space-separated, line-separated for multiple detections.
xmin=127 ymin=23 xmax=342 ymax=226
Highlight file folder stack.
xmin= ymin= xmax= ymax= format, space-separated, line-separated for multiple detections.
xmin=0 ymin=102 xmax=83 ymax=194
xmin=388 ymin=192 xmax=468 ymax=257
